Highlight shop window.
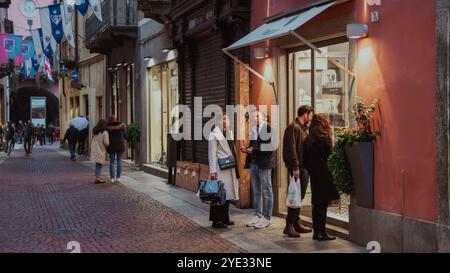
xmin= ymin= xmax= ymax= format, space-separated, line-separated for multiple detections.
xmin=289 ymin=41 xmax=351 ymax=223
xmin=148 ymin=62 xmax=179 ymax=168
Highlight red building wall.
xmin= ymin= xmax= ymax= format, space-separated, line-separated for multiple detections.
xmin=355 ymin=0 xmax=437 ymax=223
xmin=249 ymin=0 xmax=437 ymax=223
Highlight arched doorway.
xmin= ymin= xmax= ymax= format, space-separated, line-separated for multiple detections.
xmin=10 ymin=87 xmax=59 ymax=126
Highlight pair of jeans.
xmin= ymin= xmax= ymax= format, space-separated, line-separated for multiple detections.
xmin=95 ymin=163 xmax=103 ymax=177
xmin=5 ymin=139 xmax=14 ymax=154
xmin=286 ymin=168 xmax=310 ymax=225
xmin=250 ymin=163 xmax=273 ymax=220
xmin=68 ymin=141 xmax=77 ymax=159
xmin=109 ymin=152 xmax=122 ymax=179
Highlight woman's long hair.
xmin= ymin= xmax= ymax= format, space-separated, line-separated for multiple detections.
xmin=309 ymin=114 xmax=332 ymax=142
xmin=93 ymin=119 xmax=108 ymax=135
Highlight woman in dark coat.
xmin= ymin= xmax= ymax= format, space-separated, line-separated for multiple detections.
xmin=107 ymin=115 xmax=126 ymax=183
xmin=302 ymin=114 xmax=340 ymax=241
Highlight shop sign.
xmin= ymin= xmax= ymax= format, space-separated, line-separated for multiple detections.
xmin=188 ymin=10 xmax=214 ymax=30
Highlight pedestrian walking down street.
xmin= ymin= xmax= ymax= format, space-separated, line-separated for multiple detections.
xmin=90 ymin=119 xmax=110 ymax=184
xmin=63 ymin=124 xmax=80 ymax=161
xmin=107 ymin=115 xmax=126 ymax=183
xmin=47 ymin=124 xmax=55 ymax=145
xmin=23 ymin=121 xmax=35 ymax=157
xmin=208 ymin=113 xmax=240 ymax=229
xmin=282 ymin=105 xmax=314 ymax=238
xmin=17 ymin=120 xmax=24 ymax=145
xmin=78 ymin=127 xmax=89 ymax=155
xmin=241 ymin=111 xmax=275 ymax=230
xmin=0 ymin=123 xmax=5 ymax=151
xmin=4 ymin=122 xmax=15 ymax=156
xmin=302 ymin=114 xmax=340 ymax=241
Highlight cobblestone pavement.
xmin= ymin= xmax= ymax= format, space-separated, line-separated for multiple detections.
xmin=0 ymin=147 xmax=245 ymax=253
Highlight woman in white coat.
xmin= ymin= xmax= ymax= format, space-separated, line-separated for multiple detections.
xmin=208 ymin=113 xmax=240 ymax=229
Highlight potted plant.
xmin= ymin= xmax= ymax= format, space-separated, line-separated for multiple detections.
xmin=328 ymin=96 xmax=379 ymax=209
xmin=126 ymin=123 xmax=141 ymax=162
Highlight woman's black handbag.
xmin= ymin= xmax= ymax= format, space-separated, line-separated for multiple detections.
xmin=198 ymin=180 xmax=225 ymax=203
xmin=218 ymin=156 xmax=237 ymax=170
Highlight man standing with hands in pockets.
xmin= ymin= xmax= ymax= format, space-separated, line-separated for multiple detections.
xmin=282 ymin=105 xmax=314 ymax=238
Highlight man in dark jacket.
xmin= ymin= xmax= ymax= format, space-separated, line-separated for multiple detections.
xmin=5 ymin=122 xmax=15 ymax=156
xmin=282 ymin=105 xmax=314 ymax=238
xmin=242 ymin=112 xmax=275 ymax=230
xmin=63 ymin=124 xmax=79 ymax=161
xmin=107 ymin=116 xmax=126 ymax=183
xmin=24 ymin=121 xmax=35 ymax=157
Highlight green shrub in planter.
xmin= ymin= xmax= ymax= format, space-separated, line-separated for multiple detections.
xmin=328 ymin=97 xmax=379 ymax=195
xmin=126 ymin=123 xmax=141 ymax=145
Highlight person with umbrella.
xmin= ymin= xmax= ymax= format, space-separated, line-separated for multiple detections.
xmin=63 ymin=123 xmax=80 ymax=161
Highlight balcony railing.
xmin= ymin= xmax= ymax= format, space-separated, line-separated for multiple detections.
xmin=137 ymin=0 xmax=175 ymax=21
xmin=86 ymin=0 xmax=138 ymax=43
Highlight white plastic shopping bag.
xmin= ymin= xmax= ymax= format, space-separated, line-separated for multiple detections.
xmin=286 ymin=176 xmax=302 ymax=209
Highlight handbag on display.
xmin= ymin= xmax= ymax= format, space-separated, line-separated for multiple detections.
xmin=198 ymin=180 xmax=225 ymax=203
xmin=218 ymin=156 xmax=237 ymax=170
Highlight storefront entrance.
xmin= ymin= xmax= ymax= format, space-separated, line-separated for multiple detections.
xmin=148 ymin=61 xmax=179 ymax=168
xmin=285 ymin=41 xmax=353 ymax=223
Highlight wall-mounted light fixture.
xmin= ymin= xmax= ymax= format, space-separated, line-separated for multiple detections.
xmin=366 ymin=0 xmax=381 ymax=6
xmin=162 ymin=48 xmax=173 ymax=53
xmin=116 ymin=63 xmax=122 ymax=67
xmin=347 ymin=24 xmax=369 ymax=39
xmin=254 ymin=47 xmax=270 ymax=59
xmin=144 ymin=56 xmax=152 ymax=61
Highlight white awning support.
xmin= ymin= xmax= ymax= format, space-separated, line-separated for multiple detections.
xmin=222 ymin=49 xmax=279 ymax=104
xmin=289 ymin=30 xmax=355 ymax=77
xmin=222 ymin=0 xmax=355 ymax=104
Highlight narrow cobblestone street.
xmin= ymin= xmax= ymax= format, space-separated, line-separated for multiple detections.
xmin=0 ymin=146 xmax=245 ymax=253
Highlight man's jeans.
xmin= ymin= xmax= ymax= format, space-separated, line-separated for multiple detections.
xmin=5 ymin=139 xmax=14 ymax=154
xmin=250 ymin=163 xmax=274 ymax=220
xmin=68 ymin=141 xmax=77 ymax=159
xmin=109 ymin=152 xmax=122 ymax=179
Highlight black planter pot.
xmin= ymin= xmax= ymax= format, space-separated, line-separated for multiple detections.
xmin=345 ymin=142 xmax=374 ymax=209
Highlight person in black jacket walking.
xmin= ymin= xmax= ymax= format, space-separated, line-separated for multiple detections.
xmin=302 ymin=114 xmax=340 ymax=241
xmin=63 ymin=124 xmax=80 ymax=161
xmin=4 ymin=122 xmax=15 ymax=156
xmin=107 ymin=115 xmax=126 ymax=183
xmin=241 ymin=111 xmax=275 ymax=230
xmin=23 ymin=121 xmax=35 ymax=157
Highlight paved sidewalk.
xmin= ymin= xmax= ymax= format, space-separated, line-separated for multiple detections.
xmin=0 ymin=146 xmax=244 ymax=253
xmin=55 ymin=147 xmax=367 ymax=253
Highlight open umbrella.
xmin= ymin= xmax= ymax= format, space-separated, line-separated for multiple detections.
xmin=71 ymin=116 xmax=89 ymax=131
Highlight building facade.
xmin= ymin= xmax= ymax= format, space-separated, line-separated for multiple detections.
xmin=59 ymin=8 xmax=107 ymax=142
xmin=85 ymin=0 xmax=140 ymax=160
xmin=237 ymin=0 xmax=448 ymax=252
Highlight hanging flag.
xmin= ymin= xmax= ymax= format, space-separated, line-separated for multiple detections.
xmin=61 ymin=6 xmax=75 ymax=48
xmin=63 ymin=2 xmax=75 ymax=24
xmin=32 ymin=58 xmax=40 ymax=72
xmin=4 ymin=35 xmax=24 ymax=66
xmin=39 ymin=6 xmax=53 ymax=50
xmin=76 ymin=0 xmax=90 ymax=16
xmin=38 ymin=29 xmax=54 ymax=59
xmin=31 ymin=29 xmax=44 ymax=63
xmin=48 ymin=4 xmax=64 ymax=43
xmin=89 ymin=0 xmax=103 ymax=22
xmin=38 ymin=55 xmax=53 ymax=81
xmin=0 ymin=34 xmax=9 ymax=65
